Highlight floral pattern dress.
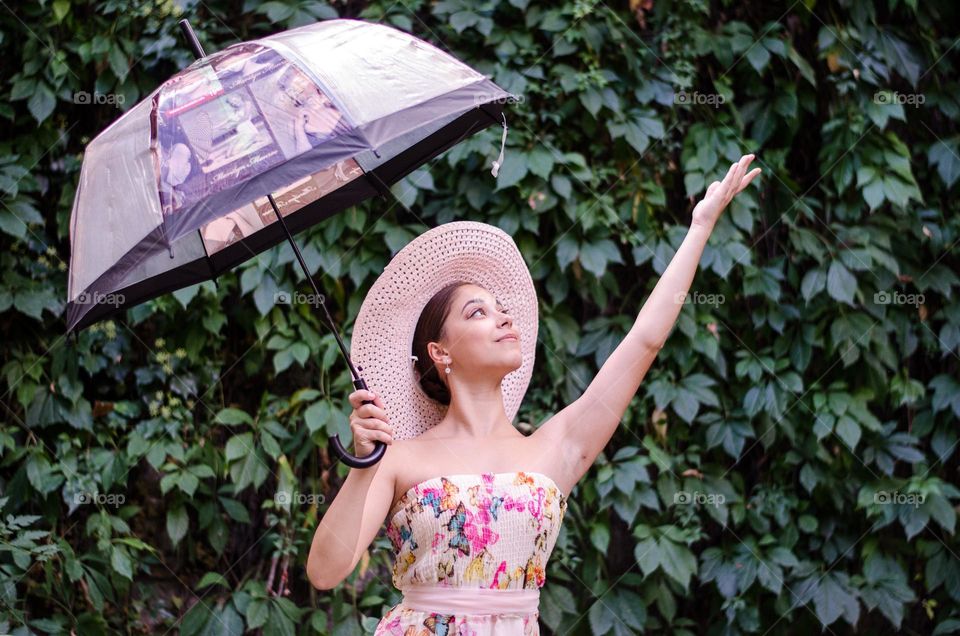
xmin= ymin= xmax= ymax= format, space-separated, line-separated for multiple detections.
xmin=374 ymin=471 xmax=568 ymax=635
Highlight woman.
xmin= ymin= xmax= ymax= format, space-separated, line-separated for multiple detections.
xmin=306 ymin=155 xmax=761 ymax=634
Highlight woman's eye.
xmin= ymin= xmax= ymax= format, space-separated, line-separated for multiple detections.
xmin=471 ymin=306 xmax=508 ymax=317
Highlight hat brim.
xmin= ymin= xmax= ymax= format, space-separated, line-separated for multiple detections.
xmin=350 ymin=221 xmax=538 ymax=440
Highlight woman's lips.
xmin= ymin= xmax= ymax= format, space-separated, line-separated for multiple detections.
xmin=497 ymin=335 xmax=518 ymax=342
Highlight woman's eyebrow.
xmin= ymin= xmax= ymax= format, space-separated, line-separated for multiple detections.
xmin=462 ymin=298 xmax=504 ymax=312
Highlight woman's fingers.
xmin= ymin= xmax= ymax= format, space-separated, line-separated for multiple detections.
xmin=723 ymin=161 xmax=739 ymax=188
xmin=349 ymin=389 xmax=387 ymax=411
xmin=356 ymin=401 xmax=389 ymax=423
xmin=355 ymin=417 xmax=394 ymax=436
xmin=734 ymin=155 xmax=753 ymax=187
xmin=723 ymin=155 xmax=757 ymax=200
xmin=359 ymin=418 xmax=393 ymax=444
xmin=347 ymin=389 xmax=367 ymax=408
xmin=350 ymin=417 xmax=394 ymax=447
xmin=347 ymin=389 xmax=392 ymax=442
xmin=736 ymin=167 xmax=763 ymax=193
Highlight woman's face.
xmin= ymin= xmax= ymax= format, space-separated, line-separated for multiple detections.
xmin=430 ymin=284 xmax=522 ymax=382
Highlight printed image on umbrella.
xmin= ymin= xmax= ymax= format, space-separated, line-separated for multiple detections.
xmin=66 ymin=18 xmax=518 ymax=467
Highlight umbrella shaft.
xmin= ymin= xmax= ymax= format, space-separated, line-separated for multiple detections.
xmin=179 ymin=20 xmax=206 ymax=59
xmin=267 ymin=194 xmax=361 ymax=381
xmin=175 ymin=22 xmax=363 ymax=384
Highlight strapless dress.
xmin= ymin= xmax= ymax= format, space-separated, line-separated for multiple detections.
xmin=374 ymin=471 xmax=568 ymax=635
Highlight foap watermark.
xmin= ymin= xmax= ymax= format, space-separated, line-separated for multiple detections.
xmin=873 ymin=290 xmax=924 ymax=307
xmin=275 ymin=290 xmax=325 ymax=307
xmin=874 ymin=490 xmax=925 ymax=508
xmin=674 ymin=290 xmax=725 ymax=306
xmin=75 ymin=290 xmax=125 ymax=307
xmin=473 ymin=93 xmax=525 ymax=107
xmin=873 ymin=90 xmax=925 ymax=107
xmin=673 ymin=90 xmax=725 ymax=108
xmin=275 ymin=490 xmax=325 ymax=506
xmin=74 ymin=492 xmax=126 ymax=506
xmin=673 ymin=490 xmax=726 ymax=507
xmin=74 ymin=90 xmax=125 ymax=108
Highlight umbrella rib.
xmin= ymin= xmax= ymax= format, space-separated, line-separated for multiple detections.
xmin=361 ymin=167 xmax=393 ymax=199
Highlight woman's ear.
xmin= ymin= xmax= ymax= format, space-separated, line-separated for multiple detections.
xmin=426 ymin=341 xmax=447 ymax=366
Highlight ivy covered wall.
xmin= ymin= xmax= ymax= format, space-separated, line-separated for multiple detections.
xmin=0 ymin=0 xmax=958 ymax=634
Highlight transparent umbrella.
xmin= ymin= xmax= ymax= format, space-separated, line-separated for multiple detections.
xmin=65 ymin=18 xmax=515 ymax=467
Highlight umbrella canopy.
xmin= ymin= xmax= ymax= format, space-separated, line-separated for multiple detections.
xmin=66 ymin=18 xmax=514 ymax=335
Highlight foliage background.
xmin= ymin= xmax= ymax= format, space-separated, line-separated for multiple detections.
xmin=1 ymin=0 xmax=959 ymax=634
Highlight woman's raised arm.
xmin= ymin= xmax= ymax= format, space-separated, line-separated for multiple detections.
xmin=534 ymin=154 xmax=761 ymax=476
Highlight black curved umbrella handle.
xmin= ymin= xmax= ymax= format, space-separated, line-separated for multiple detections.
xmin=329 ymin=377 xmax=387 ymax=468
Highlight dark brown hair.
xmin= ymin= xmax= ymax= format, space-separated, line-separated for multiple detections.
xmin=412 ymin=280 xmax=472 ymax=405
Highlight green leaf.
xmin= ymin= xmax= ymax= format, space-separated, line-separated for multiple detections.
xmin=52 ymin=0 xmax=70 ymax=22
xmin=657 ymin=537 xmax=697 ymax=591
xmin=27 ymin=81 xmax=56 ymax=124
xmin=167 ymin=506 xmax=189 ymax=546
xmin=863 ymin=178 xmax=885 ymax=210
xmin=215 ymin=408 xmax=253 ymax=427
xmin=587 ymin=599 xmax=616 ymax=634
xmin=555 ymin=235 xmax=578 ymax=271
xmin=826 ymin=261 xmax=857 ymax=305
xmin=218 ymin=497 xmax=251 ymax=524
xmin=579 ymin=239 xmax=622 ymax=278
xmin=928 ymin=137 xmax=960 ymax=188
xmin=110 ymin=546 xmax=133 ymax=580
xmin=246 ymin=599 xmax=269 ymax=629
xmin=449 ymin=11 xmax=479 ymax=34
xmin=197 ymin=571 xmax=229 ymax=590
xmin=260 ymin=430 xmax=281 ymax=459
xmin=108 ymin=43 xmax=129 ymax=82
xmin=528 ymin=147 xmax=555 ymax=180
xmin=589 ymin=522 xmax=610 ymax=554
xmin=178 ymin=471 xmax=199 ymax=497
xmin=304 ymin=400 xmax=330 ymax=434
xmin=835 ymin=416 xmax=861 ymax=451
xmin=787 ymin=43 xmax=817 ymax=86
xmin=746 ymin=44 xmax=771 ymax=72
xmin=551 ymin=174 xmax=572 ymax=199
xmin=579 ymin=88 xmax=602 ymax=117
xmin=801 ymin=268 xmax=826 ymax=301
xmin=634 ymin=537 xmax=659 ymax=577
xmin=0 ymin=209 xmax=26 ymax=238
xmin=263 ymin=602 xmax=297 ymax=636
xmin=813 ymin=572 xmax=860 ymax=627
xmin=258 ymin=1 xmax=296 ymax=22
xmin=798 ymin=514 xmax=818 ymax=533
xmin=493 ymin=153 xmax=528 ymax=190
xmin=225 ymin=433 xmax=254 ymax=463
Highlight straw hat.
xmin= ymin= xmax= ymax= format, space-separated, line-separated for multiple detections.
xmin=349 ymin=221 xmax=538 ymax=440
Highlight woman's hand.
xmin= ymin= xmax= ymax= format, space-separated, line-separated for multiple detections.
xmin=691 ymin=154 xmax=762 ymax=231
xmin=347 ymin=389 xmax=393 ymax=458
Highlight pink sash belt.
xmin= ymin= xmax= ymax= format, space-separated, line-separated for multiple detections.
xmin=400 ymin=583 xmax=540 ymax=616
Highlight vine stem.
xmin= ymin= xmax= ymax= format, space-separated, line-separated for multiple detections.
xmin=265 ymin=553 xmax=279 ymax=596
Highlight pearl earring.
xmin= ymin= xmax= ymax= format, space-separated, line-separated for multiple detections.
xmin=445 ymin=362 xmax=451 ymax=374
